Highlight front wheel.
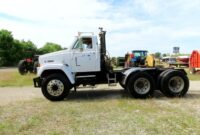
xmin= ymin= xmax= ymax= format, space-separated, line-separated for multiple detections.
xmin=127 ymin=72 xmax=155 ymax=98
xmin=41 ymin=74 xmax=72 ymax=101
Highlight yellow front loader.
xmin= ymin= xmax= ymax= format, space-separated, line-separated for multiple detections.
xmin=145 ymin=54 xmax=155 ymax=67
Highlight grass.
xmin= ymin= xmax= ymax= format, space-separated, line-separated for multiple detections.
xmin=0 ymin=67 xmax=199 ymax=87
xmin=184 ymin=68 xmax=200 ymax=80
xmin=0 ymin=70 xmax=36 ymax=87
xmin=0 ymin=68 xmax=199 ymax=134
xmin=0 ymin=97 xmax=200 ymax=135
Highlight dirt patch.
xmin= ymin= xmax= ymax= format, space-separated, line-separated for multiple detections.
xmin=0 ymin=87 xmax=42 ymax=106
xmin=0 ymin=68 xmax=18 ymax=81
xmin=0 ymin=72 xmax=15 ymax=81
xmin=0 ymin=67 xmax=17 ymax=72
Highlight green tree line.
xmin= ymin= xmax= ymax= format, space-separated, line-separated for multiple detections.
xmin=0 ymin=29 xmax=63 ymax=66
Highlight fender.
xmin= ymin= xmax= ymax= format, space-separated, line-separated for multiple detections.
xmin=121 ymin=67 xmax=155 ymax=85
xmin=37 ymin=64 xmax=75 ymax=84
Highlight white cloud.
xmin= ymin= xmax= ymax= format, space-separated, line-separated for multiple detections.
xmin=0 ymin=0 xmax=109 ymax=20
xmin=133 ymin=0 xmax=160 ymax=15
xmin=0 ymin=0 xmax=200 ymax=56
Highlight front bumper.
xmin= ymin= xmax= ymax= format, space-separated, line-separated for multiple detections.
xmin=33 ymin=77 xmax=43 ymax=87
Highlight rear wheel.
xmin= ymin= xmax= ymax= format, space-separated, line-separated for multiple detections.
xmin=119 ymin=81 xmax=125 ymax=89
xmin=157 ymin=69 xmax=173 ymax=90
xmin=127 ymin=72 xmax=155 ymax=98
xmin=119 ymin=81 xmax=128 ymax=92
xmin=160 ymin=70 xmax=189 ymax=97
xmin=41 ymin=74 xmax=72 ymax=101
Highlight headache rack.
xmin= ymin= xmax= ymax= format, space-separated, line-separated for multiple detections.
xmin=78 ymin=32 xmax=94 ymax=36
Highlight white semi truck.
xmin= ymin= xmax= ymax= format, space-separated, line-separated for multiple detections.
xmin=33 ymin=28 xmax=189 ymax=101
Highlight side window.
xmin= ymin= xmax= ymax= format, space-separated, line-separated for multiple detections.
xmin=73 ymin=38 xmax=93 ymax=50
xmin=82 ymin=38 xmax=92 ymax=49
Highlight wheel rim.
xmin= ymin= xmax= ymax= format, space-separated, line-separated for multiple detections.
xmin=168 ymin=76 xmax=184 ymax=93
xmin=47 ymin=79 xmax=64 ymax=96
xmin=134 ymin=78 xmax=151 ymax=94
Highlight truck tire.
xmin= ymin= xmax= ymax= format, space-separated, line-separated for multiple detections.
xmin=41 ymin=73 xmax=72 ymax=101
xmin=18 ymin=60 xmax=28 ymax=75
xmin=160 ymin=70 xmax=189 ymax=97
xmin=119 ymin=81 xmax=128 ymax=92
xmin=119 ymin=81 xmax=125 ymax=89
xmin=33 ymin=61 xmax=39 ymax=73
xmin=157 ymin=69 xmax=173 ymax=90
xmin=127 ymin=72 xmax=155 ymax=98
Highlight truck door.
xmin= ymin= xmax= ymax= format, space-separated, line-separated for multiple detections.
xmin=71 ymin=37 xmax=96 ymax=72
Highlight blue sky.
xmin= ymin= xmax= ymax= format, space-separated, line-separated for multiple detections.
xmin=0 ymin=0 xmax=200 ymax=56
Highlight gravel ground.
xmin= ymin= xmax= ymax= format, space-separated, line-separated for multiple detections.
xmin=0 ymin=81 xmax=199 ymax=106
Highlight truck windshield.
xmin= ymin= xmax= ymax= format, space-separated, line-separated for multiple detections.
xmin=73 ymin=39 xmax=82 ymax=49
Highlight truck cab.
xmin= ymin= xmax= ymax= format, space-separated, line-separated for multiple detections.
xmin=70 ymin=34 xmax=100 ymax=72
xmin=38 ymin=33 xmax=100 ymax=73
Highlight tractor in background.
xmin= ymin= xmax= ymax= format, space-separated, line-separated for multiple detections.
xmin=18 ymin=55 xmax=39 ymax=75
xmin=130 ymin=50 xmax=155 ymax=67
xmin=189 ymin=50 xmax=200 ymax=74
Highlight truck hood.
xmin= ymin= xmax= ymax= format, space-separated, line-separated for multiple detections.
xmin=39 ymin=50 xmax=71 ymax=66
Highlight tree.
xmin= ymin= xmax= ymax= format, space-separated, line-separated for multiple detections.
xmin=162 ymin=53 xmax=167 ymax=57
xmin=154 ymin=52 xmax=162 ymax=59
xmin=0 ymin=29 xmax=38 ymax=66
xmin=0 ymin=29 xmax=63 ymax=66
xmin=19 ymin=40 xmax=37 ymax=58
xmin=162 ymin=53 xmax=171 ymax=57
xmin=38 ymin=42 xmax=63 ymax=54
xmin=11 ymin=40 xmax=24 ymax=64
xmin=12 ymin=40 xmax=37 ymax=63
xmin=0 ymin=29 xmax=14 ymax=66
xmin=111 ymin=57 xmax=117 ymax=67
